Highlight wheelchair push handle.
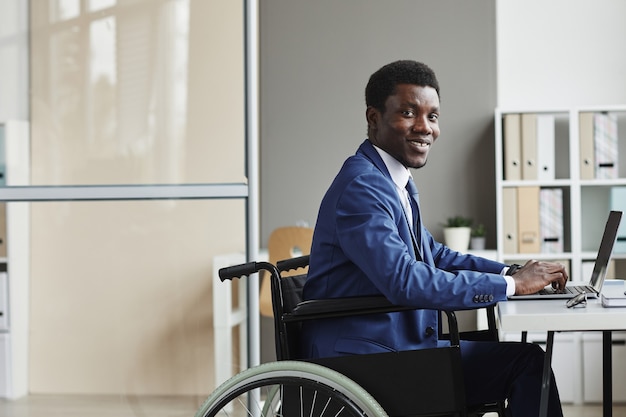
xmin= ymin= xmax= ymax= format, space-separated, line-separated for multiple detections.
xmin=218 ymin=261 xmax=280 ymax=282
xmin=277 ymin=254 xmax=310 ymax=272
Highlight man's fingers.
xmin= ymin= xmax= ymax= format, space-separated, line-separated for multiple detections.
xmin=551 ymin=271 xmax=567 ymax=289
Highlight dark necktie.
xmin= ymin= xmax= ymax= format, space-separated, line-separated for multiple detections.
xmin=405 ymin=178 xmax=423 ymax=258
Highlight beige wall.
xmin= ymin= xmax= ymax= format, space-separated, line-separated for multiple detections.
xmin=28 ymin=0 xmax=245 ymax=395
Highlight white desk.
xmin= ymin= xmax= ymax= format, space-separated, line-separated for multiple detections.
xmin=498 ymin=295 xmax=626 ymax=417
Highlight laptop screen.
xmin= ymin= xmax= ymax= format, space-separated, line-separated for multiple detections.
xmin=590 ymin=210 xmax=622 ymax=292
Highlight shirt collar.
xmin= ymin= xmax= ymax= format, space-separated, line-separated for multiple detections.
xmin=372 ymin=144 xmax=411 ymax=189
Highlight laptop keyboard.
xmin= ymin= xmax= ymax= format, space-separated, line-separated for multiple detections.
xmin=538 ymin=285 xmax=595 ymax=295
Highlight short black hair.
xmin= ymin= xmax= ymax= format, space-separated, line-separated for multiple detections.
xmin=365 ymin=60 xmax=440 ymax=112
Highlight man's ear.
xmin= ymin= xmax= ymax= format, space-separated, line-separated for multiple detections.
xmin=366 ymin=106 xmax=379 ymax=130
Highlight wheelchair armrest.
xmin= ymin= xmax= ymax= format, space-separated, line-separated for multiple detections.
xmin=285 ymin=296 xmax=460 ymax=345
xmin=439 ymin=304 xmax=499 ymax=342
xmin=277 ymin=255 xmax=310 ymax=272
xmin=288 ymin=296 xmax=410 ymax=317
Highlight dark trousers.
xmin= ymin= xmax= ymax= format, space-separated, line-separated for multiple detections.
xmin=455 ymin=340 xmax=563 ymax=417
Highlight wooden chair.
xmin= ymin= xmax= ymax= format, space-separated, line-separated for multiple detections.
xmin=259 ymin=226 xmax=313 ymax=317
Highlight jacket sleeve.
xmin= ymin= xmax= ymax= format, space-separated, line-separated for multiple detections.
xmin=335 ymin=172 xmax=508 ymax=310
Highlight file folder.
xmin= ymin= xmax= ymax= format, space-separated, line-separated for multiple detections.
xmin=0 ymin=272 xmax=7 ymax=331
xmin=579 ymin=112 xmax=595 ymax=180
xmin=0 ymin=125 xmax=5 ymax=186
xmin=610 ymin=186 xmax=626 ymax=253
xmin=594 ymin=112 xmax=618 ymax=179
xmin=517 ymin=186 xmax=540 ymax=253
xmin=539 ymin=188 xmax=563 ymax=253
xmin=536 ymin=115 xmax=555 ymax=181
xmin=0 ymin=203 xmax=6 ymax=258
xmin=503 ymin=114 xmax=521 ymax=180
xmin=521 ymin=114 xmax=538 ymax=180
xmin=502 ymin=187 xmax=518 ymax=254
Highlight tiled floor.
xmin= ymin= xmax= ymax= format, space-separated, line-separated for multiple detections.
xmin=563 ymin=404 xmax=626 ymax=417
xmin=0 ymin=395 xmax=204 ymax=417
xmin=0 ymin=395 xmax=624 ymax=417
xmin=484 ymin=404 xmax=626 ymax=417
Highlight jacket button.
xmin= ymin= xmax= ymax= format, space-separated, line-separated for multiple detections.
xmin=425 ymin=326 xmax=435 ymax=336
xmin=473 ymin=295 xmax=480 ymax=303
xmin=488 ymin=295 xmax=494 ymax=302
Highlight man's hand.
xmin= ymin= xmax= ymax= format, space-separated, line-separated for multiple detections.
xmin=512 ymin=260 xmax=569 ymax=295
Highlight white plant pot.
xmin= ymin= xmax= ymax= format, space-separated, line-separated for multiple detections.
xmin=470 ymin=236 xmax=486 ymax=250
xmin=443 ymin=227 xmax=471 ymax=252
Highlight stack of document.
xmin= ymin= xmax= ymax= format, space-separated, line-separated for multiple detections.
xmin=601 ymin=281 xmax=626 ymax=307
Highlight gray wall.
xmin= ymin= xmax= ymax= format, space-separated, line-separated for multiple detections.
xmin=260 ymin=0 xmax=497 ymax=246
xmin=259 ymin=0 xmax=497 ymax=361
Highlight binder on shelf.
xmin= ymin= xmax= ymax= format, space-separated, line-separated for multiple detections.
xmin=503 ymin=114 xmax=522 ymax=181
xmin=517 ymin=186 xmax=541 ymax=253
xmin=536 ymin=114 xmax=556 ymax=180
xmin=539 ymin=188 xmax=563 ymax=253
xmin=0 ymin=272 xmax=6 ymax=331
xmin=503 ymin=112 xmax=554 ymax=181
xmin=0 ymin=125 xmax=4 ymax=186
xmin=0 ymin=203 xmax=6 ymax=258
xmin=579 ymin=112 xmax=595 ymax=180
xmin=521 ymin=113 xmax=538 ymax=180
xmin=502 ymin=187 xmax=518 ymax=254
xmin=593 ymin=112 xmax=618 ymax=179
xmin=610 ymin=186 xmax=626 ymax=253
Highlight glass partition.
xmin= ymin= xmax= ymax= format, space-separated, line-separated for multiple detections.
xmin=28 ymin=199 xmax=245 ymax=396
xmin=0 ymin=0 xmax=250 ymax=408
xmin=30 ymin=0 xmax=245 ymax=186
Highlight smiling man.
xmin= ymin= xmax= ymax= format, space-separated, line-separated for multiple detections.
xmin=302 ymin=60 xmax=566 ymax=416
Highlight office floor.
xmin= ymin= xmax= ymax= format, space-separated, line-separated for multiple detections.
xmin=0 ymin=395 xmax=204 ymax=417
xmin=0 ymin=395 xmax=624 ymax=417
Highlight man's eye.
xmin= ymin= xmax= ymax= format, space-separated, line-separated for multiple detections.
xmin=402 ymin=110 xmax=415 ymax=117
xmin=429 ymin=113 xmax=439 ymax=121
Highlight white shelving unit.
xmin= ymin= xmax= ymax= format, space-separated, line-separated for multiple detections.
xmin=495 ymin=105 xmax=626 ymax=277
xmin=0 ymin=120 xmax=30 ymax=398
xmin=495 ymin=105 xmax=626 ymax=403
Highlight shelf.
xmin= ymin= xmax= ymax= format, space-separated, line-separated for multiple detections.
xmin=495 ymin=106 xmax=626 ymax=276
xmin=500 ymin=179 xmax=573 ymax=187
xmin=502 ymin=253 xmax=573 ymax=261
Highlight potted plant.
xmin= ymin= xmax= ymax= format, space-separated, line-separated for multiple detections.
xmin=442 ymin=216 xmax=473 ymax=252
xmin=470 ymin=223 xmax=486 ymax=250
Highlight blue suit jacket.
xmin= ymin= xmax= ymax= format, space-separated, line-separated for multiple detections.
xmin=301 ymin=140 xmax=508 ymax=358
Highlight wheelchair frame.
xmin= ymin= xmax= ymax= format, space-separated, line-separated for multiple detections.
xmin=195 ymin=256 xmax=504 ymax=417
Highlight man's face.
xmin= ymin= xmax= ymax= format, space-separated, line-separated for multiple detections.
xmin=367 ymin=84 xmax=440 ymax=169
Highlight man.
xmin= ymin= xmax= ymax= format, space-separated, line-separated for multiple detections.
xmin=302 ymin=60 xmax=567 ymax=416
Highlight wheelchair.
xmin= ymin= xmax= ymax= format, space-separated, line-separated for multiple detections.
xmin=195 ymin=255 xmax=505 ymax=417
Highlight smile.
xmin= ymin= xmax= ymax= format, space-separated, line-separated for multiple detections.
xmin=408 ymin=139 xmax=430 ymax=149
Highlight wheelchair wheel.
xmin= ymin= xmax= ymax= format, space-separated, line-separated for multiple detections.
xmin=195 ymin=360 xmax=388 ymax=417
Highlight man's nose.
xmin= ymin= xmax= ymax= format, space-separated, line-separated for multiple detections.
xmin=412 ymin=116 xmax=432 ymax=134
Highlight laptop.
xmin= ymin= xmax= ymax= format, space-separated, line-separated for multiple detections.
xmin=508 ymin=210 xmax=622 ymax=300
